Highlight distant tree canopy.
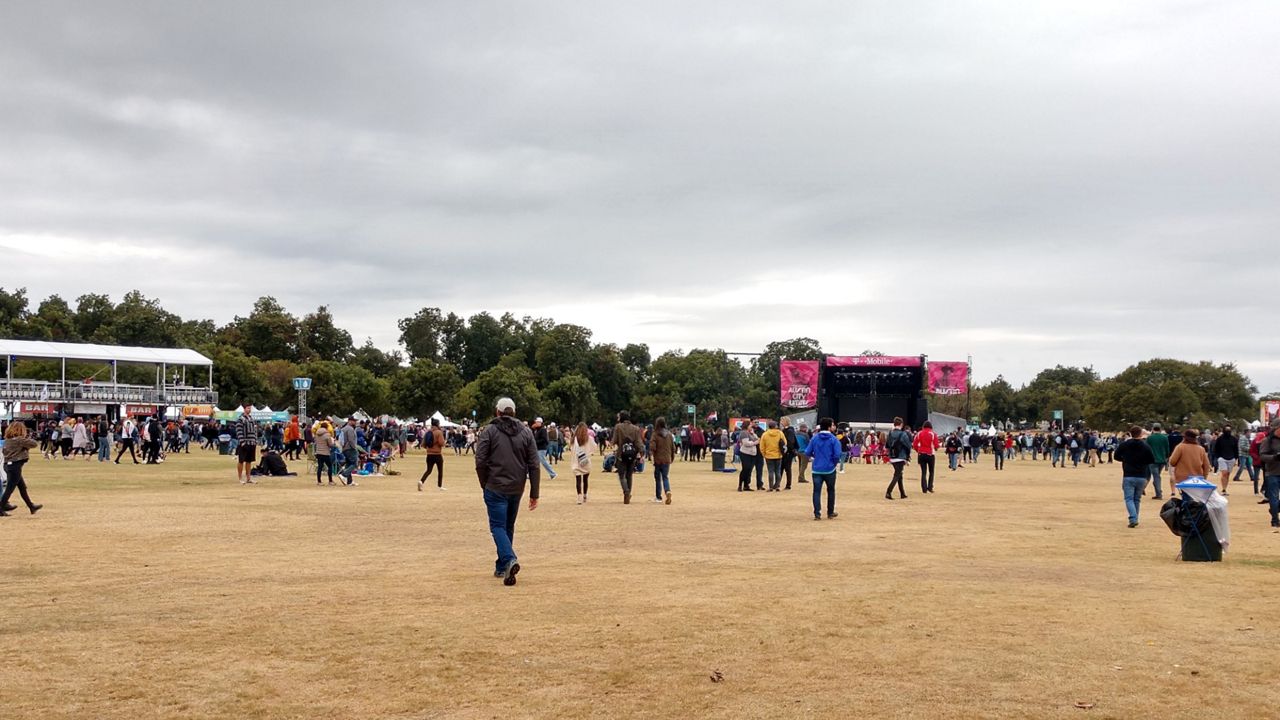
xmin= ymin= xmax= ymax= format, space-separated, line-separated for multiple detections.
xmin=0 ymin=287 xmax=1262 ymax=428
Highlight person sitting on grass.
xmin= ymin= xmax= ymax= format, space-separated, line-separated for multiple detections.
xmin=251 ymin=449 xmax=297 ymax=477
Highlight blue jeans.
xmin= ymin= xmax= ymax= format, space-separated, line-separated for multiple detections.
xmin=1123 ymin=476 xmax=1147 ymax=523
xmin=1051 ymin=448 xmax=1063 ymax=465
xmin=341 ymin=449 xmax=360 ymax=480
xmin=654 ymin=463 xmax=670 ymax=498
xmin=97 ymin=439 xmax=111 ymax=462
xmin=765 ymin=458 xmax=781 ymax=489
xmin=483 ymin=488 xmax=522 ymax=572
xmin=537 ymin=450 xmax=555 ymax=476
xmin=948 ymin=453 xmax=958 ymax=470
xmin=1147 ymin=463 xmax=1165 ymax=497
xmin=1264 ymin=475 xmax=1280 ymax=526
xmin=812 ymin=471 xmax=836 ymax=517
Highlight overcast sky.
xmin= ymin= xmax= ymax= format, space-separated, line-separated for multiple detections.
xmin=2 ymin=1 xmax=1277 ymax=391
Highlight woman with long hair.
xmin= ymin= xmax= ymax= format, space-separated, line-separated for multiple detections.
xmin=3 ymin=422 xmax=43 ymax=516
xmin=650 ymin=417 xmax=675 ymax=504
xmin=571 ymin=422 xmax=596 ymax=504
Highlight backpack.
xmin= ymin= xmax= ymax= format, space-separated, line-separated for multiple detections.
xmin=423 ymin=429 xmax=436 ymax=448
xmin=619 ymin=435 xmax=639 ymax=463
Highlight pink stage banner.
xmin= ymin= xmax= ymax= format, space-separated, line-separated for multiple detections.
xmin=826 ymin=355 xmax=923 ymax=368
xmin=928 ymin=361 xmax=969 ymax=395
xmin=780 ymin=360 xmax=820 ymax=409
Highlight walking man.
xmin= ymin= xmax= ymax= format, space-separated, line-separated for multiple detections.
xmin=1145 ymin=423 xmax=1170 ymax=500
xmin=531 ymin=418 xmax=558 ymax=480
xmin=884 ymin=417 xmax=911 ymax=500
xmin=475 ymin=397 xmax=540 ymax=585
xmin=612 ymin=411 xmax=644 ymax=504
xmin=806 ymin=417 xmax=841 ymax=520
xmin=338 ymin=417 xmax=361 ymax=485
xmin=913 ymin=421 xmax=940 ymax=493
xmin=235 ymin=403 xmax=259 ymax=484
xmin=418 ymin=417 xmax=447 ymax=491
xmin=1212 ymin=425 xmax=1239 ymax=496
xmin=1115 ymin=425 xmax=1156 ymax=528
xmin=1258 ymin=419 xmax=1280 ymax=529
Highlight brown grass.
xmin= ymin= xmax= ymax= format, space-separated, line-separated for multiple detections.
xmin=3 ymin=448 xmax=1279 ymax=719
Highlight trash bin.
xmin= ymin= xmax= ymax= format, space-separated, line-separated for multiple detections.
xmin=711 ymin=449 xmax=726 ymax=472
xmin=1165 ymin=479 xmax=1229 ymax=562
xmin=217 ymin=434 xmax=232 ymax=455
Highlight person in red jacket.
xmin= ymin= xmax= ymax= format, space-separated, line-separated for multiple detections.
xmin=913 ymin=421 xmax=941 ymax=494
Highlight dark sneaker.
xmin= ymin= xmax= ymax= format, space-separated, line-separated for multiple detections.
xmin=494 ymin=570 xmax=504 ymax=578
xmin=813 ymin=515 xmax=821 ymax=521
xmin=29 ymin=504 xmax=42 ymax=515
xmin=1128 ymin=522 xmax=1138 ymax=528
xmin=503 ymin=561 xmax=521 ymax=586
xmin=828 ymin=512 xmax=838 ymax=519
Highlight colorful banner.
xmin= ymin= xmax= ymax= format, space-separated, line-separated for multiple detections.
xmin=1263 ymin=400 xmax=1280 ymax=424
xmin=780 ymin=360 xmax=820 ymax=409
xmin=826 ymin=355 xmax=923 ymax=368
xmin=928 ymin=361 xmax=969 ymax=395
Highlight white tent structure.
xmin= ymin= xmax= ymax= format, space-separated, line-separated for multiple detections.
xmin=431 ymin=411 xmax=462 ymax=428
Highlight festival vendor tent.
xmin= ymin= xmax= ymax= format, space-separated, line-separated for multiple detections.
xmin=430 ymin=411 xmax=462 ymax=428
xmin=928 ymin=412 xmax=967 ymax=435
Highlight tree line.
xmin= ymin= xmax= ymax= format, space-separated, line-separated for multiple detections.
xmin=0 ymin=288 xmax=1263 ymax=428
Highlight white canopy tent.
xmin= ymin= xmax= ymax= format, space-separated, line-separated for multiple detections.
xmin=430 ymin=411 xmax=462 ymax=428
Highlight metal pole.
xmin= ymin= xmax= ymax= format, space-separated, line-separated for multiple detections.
xmin=61 ymin=357 xmax=66 ymax=397
xmin=965 ymin=354 xmax=973 ymax=423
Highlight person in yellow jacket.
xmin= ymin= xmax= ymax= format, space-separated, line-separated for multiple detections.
xmin=760 ymin=420 xmax=788 ymax=492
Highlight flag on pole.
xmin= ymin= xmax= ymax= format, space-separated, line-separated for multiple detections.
xmin=706 ymin=411 xmax=718 ymax=423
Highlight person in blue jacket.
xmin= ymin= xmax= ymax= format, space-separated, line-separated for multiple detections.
xmin=806 ymin=417 xmax=843 ymax=520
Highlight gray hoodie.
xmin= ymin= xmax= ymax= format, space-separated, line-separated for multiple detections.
xmin=475 ymin=415 xmax=541 ymax=499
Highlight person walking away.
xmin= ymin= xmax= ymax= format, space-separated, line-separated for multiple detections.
xmin=1115 ymin=425 xmax=1156 ymax=528
xmin=313 ymin=421 xmax=336 ymax=485
xmin=945 ymin=432 xmax=962 ymax=471
xmin=806 ymin=417 xmax=842 ymax=520
xmin=94 ymin=416 xmax=111 ymax=463
xmin=612 ymin=411 xmax=644 ymax=504
xmin=1212 ymin=425 xmax=1239 ymax=496
xmin=737 ymin=421 xmax=760 ymax=492
xmin=760 ymin=420 xmax=787 ymax=492
xmin=780 ymin=417 xmax=798 ymax=490
xmin=884 ymin=417 xmax=912 ymax=500
xmin=235 ymin=405 xmax=259 ymax=484
xmin=913 ymin=421 xmax=940 ymax=493
xmin=993 ymin=433 xmax=1005 ymax=471
xmin=114 ymin=418 xmax=139 ymax=464
xmin=418 ymin=418 xmax=447 ymax=491
xmin=1168 ymin=429 xmax=1212 ymax=495
xmin=531 ymin=418 xmax=558 ymax=480
xmin=70 ymin=419 xmax=91 ymax=460
xmin=1257 ymin=419 xmax=1280 ymax=528
xmin=2 ymin=422 xmax=43 ymax=516
xmin=649 ymin=417 xmax=675 ymax=504
xmin=338 ymin=417 xmax=361 ymax=485
xmin=795 ymin=422 xmax=811 ymax=484
xmin=475 ymin=397 xmax=540 ymax=586
xmin=1249 ymin=428 xmax=1267 ymax=497
xmin=1145 ymin=424 xmax=1170 ymax=500
xmin=1234 ymin=428 xmax=1257 ymax=488
xmin=283 ymin=417 xmax=301 ymax=460
xmin=571 ymin=422 xmax=595 ymax=504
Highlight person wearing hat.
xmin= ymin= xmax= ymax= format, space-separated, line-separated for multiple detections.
xmin=1257 ymin=418 xmax=1280 ymax=528
xmin=337 ymin=417 xmax=361 ymax=485
xmin=475 ymin=397 xmax=540 ymax=585
xmin=531 ymin=417 xmax=557 ymax=480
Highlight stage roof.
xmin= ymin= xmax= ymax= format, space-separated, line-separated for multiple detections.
xmin=0 ymin=339 xmax=212 ymax=367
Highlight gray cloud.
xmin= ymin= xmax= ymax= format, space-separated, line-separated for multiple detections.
xmin=2 ymin=1 xmax=1277 ymax=391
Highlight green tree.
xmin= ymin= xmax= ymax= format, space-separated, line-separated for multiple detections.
xmin=454 ymin=364 xmax=543 ymax=421
xmin=232 ymin=296 xmax=302 ymax=361
xmin=205 ymin=344 xmax=269 ymax=407
xmin=350 ymin=339 xmax=403 ymax=377
xmin=585 ymin=344 xmax=634 ymax=418
xmin=750 ymin=337 xmax=825 ymax=395
xmin=0 ymin=287 xmax=29 ymax=335
xmin=460 ymin=312 xmax=521 ymax=381
xmin=300 ymin=306 xmax=353 ymax=362
xmin=27 ymin=295 xmax=80 ymax=341
xmin=533 ymin=323 xmax=593 ymax=382
xmin=397 ymin=307 xmax=446 ymax=362
xmin=112 ymin=291 xmax=185 ymax=347
xmin=981 ymin=375 xmax=1020 ymax=425
xmin=389 ymin=359 xmax=464 ymax=418
xmin=620 ymin=343 xmax=651 ymax=376
xmin=74 ymin=293 xmax=115 ymax=341
xmin=1020 ymin=365 xmax=1099 ymax=422
xmin=258 ymin=358 xmax=302 ymax=410
xmin=542 ymin=373 xmax=601 ymax=424
xmin=297 ymin=360 xmax=390 ymax=417
xmin=1083 ymin=359 xmax=1256 ymax=428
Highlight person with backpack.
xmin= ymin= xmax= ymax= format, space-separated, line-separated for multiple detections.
xmin=611 ymin=411 xmax=644 ymax=504
xmin=884 ymin=417 xmax=912 ymax=500
xmin=780 ymin=417 xmax=799 ymax=490
xmin=418 ymin=417 xmax=447 ymax=491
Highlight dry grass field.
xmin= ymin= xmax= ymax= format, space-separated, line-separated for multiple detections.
xmin=3 ymin=446 xmax=1279 ymax=719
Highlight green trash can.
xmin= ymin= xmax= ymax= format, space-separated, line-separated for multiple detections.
xmin=1182 ymin=530 xmax=1223 ymax=562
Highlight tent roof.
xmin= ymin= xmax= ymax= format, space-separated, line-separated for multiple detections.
xmin=0 ymin=339 xmax=212 ymax=366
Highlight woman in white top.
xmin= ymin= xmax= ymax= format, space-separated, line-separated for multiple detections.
xmin=738 ymin=423 xmax=761 ymax=492
xmin=571 ymin=422 xmax=596 ymax=504
xmin=71 ymin=419 xmax=92 ymax=460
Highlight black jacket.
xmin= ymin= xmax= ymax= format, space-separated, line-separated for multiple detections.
xmin=476 ymin=416 xmax=541 ymax=499
xmin=1212 ymin=433 xmax=1239 ymax=461
xmin=1114 ymin=438 xmax=1156 ymax=478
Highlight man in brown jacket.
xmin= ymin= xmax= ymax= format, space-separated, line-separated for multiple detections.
xmin=418 ymin=417 xmax=447 ymax=491
xmin=612 ymin=411 xmax=645 ymax=504
xmin=475 ymin=397 xmax=540 ymax=586
xmin=648 ymin=417 xmax=675 ymax=504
